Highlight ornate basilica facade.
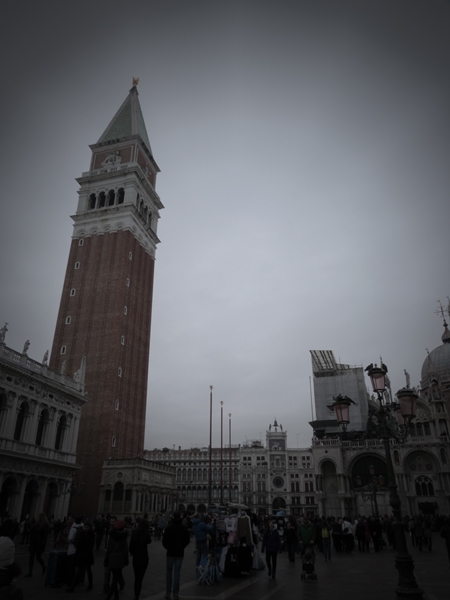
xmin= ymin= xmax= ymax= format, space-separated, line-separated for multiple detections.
xmin=310 ymin=320 xmax=450 ymax=519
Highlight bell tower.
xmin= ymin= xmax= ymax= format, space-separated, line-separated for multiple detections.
xmin=49 ymin=82 xmax=163 ymax=516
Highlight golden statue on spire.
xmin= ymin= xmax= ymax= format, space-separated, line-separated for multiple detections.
xmin=132 ymin=77 xmax=140 ymax=87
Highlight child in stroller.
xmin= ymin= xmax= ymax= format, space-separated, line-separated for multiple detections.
xmin=300 ymin=545 xmax=317 ymax=581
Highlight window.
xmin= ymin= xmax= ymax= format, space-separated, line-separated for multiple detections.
xmin=118 ymin=368 xmax=122 ymax=377
xmin=123 ymin=306 xmax=127 ymax=315
xmin=415 ymin=476 xmax=434 ymax=497
xmin=74 ymin=262 xmax=80 ymax=269
xmin=60 ymin=346 xmax=66 ymax=355
xmin=55 ymin=415 xmax=67 ymax=450
xmin=112 ymin=436 xmax=116 ymax=448
xmin=70 ymin=289 xmax=76 ymax=296
xmin=35 ymin=409 xmax=49 ymax=446
xmin=88 ymin=193 xmax=96 ymax=210
xmin=118 ymin=188 xmax=124 ymax=204
xmin=98 ymin=191 xmax=106 ymax=208
xmin=121 ymin=336 xmax=125 ymax=345
xmin=78 ymin=239 xmax=84 ymax=246
xmin=115 ymin=400 xmax=119 ymax=411
xmin=65 ymin=316 xmax=71 ymax=325
xmin=108 ymin=190 xmax=115 ymax=206
xmin=113 ymin=481 xmax=123 ymax=500
xmin=126 ymin=278 xmax=130 ymax=287
xmin=129 ymin=252 xmax=132 ymax=260
xmin=14 ymin=402 xmax=29 ymax=441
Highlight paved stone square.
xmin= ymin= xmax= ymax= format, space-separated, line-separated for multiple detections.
xmin=11 ymin=534 xmax=450 ymax=600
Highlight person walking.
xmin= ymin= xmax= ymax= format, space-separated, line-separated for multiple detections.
xmin=24 ymin=513 xmax=49 ymax=578
xmin=440 ymin=517 xmax=450 ymax=564
xmin=423 ymin=517 xmax=433 ymax=551
xmin=297 ymin=518 xmax=316 ymax=553
xmin=261 ymin=521 xmax=282 ymax=579
xmin=320 ymin=518 xmax=332 ymax=562
xmin=191 ymin=514 xmax=213 ymax=568
xmin=65 ymin=516 xmax=84 ymax=592
xmin=162 ymin=511 xmax=190 ymax=600
xmin=413 ymin=516 xmax=424 ymax=552
xmin=284 ymin=521 xmax=298 ymax=563
xmin=104 ymin=520 xmax=129 ymax=600
xmin=129 ymin=519 xmax=152 ymax=600
xmin=76 ymin=521 xmax=95 ymax=591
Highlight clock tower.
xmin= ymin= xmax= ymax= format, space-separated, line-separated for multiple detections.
xmin=49 ymin=83 xmax=163 ymax=516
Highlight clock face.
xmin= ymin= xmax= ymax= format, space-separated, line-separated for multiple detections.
xmin=273 ymin=476 xmax=284 ymax=489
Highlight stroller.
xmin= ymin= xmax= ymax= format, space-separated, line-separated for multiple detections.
xmin=300 ymin=546 xmax=317 ymax=581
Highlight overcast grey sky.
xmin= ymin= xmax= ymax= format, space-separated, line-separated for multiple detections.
xmin=1 ymin=0 xmax=449 ymax=452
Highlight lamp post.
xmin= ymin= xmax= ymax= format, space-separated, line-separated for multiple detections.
xmin=330 ymin=362 xmax=423 ymax=600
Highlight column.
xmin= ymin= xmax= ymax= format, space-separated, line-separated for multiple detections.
xmin=15 ymin=476 xmax=28 ymax=521
xmin=35 ymin=478 xmax=47 ymax=516
xmin=318 ymin=498 xmax=325 ymax=515
xmin=47 ymin=409 xmax=59 ymax=449
xmin=24 ymin=399 xmax=40 ymax=444
xmin=2 ymin=392 xmax=19 ymax=437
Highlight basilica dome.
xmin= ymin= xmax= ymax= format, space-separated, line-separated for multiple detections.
xmin=421 ymin=324 xmax=450 ymax=385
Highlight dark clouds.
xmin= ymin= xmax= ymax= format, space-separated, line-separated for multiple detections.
xmin=1 ymin=0 xmax=449 ymax=450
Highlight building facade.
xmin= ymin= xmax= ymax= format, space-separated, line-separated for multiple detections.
xmin=0 ymin=331 xmax=86 ymax=520
xmin=144 ymin=423 xmax=318 ymax=517
xmin=310 ymin=339 xmax=450 ymax=519
xmin=240 ymin=422 xmax=317 ymax=517
xmin=49 ymin=84 xmax=163 ymax=516
xmin=98 ymin=458 xmax=176 ymax=518
xmin=144 ymin=446 xmax=241 ymax=513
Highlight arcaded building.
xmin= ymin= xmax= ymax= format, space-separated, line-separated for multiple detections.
xmin=0 ymin=331 xmax=86 ymax=520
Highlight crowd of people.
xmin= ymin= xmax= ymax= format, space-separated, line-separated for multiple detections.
xmin=0 ymin=509 xmax=450 ymax=600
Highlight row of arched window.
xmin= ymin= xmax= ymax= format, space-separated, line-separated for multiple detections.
xmin=177 ymin=467 xmax=238 ymax=481
xmin=290 ymin=481 xmax=314 ymax=492
xmin=88 ymin=188 xmax=125 ymax=210
xmin=13 ymin=402 xmax=68 ymax=451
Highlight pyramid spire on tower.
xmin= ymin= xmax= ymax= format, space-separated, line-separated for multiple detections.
xmin=97 ymin=78 xmax=153 ymax=156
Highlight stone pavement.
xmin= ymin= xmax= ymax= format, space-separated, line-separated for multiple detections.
xmin=11 ymin=533 xmax=450 ymax=600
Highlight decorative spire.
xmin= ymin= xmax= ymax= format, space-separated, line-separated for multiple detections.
xmin=96 ymin=83 xmax=153 ymax=156
xmin=435 ymin=299 xmax=450 ymax=344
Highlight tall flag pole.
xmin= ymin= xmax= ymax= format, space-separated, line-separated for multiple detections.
xmin=229 ymin=413 xmax=232 ymax=502
xmin=208 ymin=385 xmax=213 ymax=507
xmin=220 ymin=401 xmax=224 ymax=505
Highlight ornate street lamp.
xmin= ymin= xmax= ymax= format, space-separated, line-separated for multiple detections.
xmin=329 ymin=394 xmax=355 ymax=432
xmin=331 ymin=362 xmax=423 ymax=600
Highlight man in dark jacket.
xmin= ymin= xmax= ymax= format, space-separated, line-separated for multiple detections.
xmin=162 ymin=512 xmax=190 ymax=600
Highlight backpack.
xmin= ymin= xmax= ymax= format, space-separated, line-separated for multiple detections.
xmin=322 ymin=527 xmax=329 ymax=539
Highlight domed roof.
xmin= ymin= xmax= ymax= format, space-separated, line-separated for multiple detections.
xmin=421 ymin=324 xmax=450 ymax=385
